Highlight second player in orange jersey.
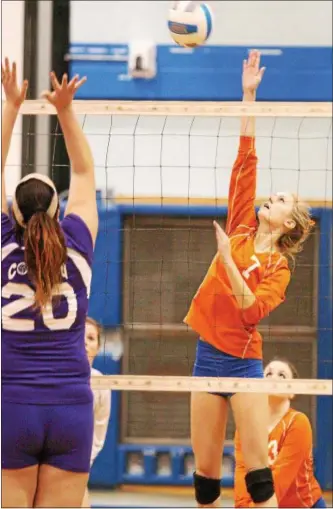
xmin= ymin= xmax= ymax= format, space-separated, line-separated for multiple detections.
xmin=185 ymin=50 xmax=314 ymax=508
xmin=234 ymin=358 xmax=326 ymax=508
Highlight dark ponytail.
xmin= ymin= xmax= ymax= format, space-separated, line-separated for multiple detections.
xmin=24 ymin=211 xmax=67 ymax=309
xmin=14 ymin=178 xmax=67 ymax=310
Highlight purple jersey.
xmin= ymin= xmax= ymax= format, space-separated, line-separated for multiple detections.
xmin=1 ymin=212 xmax=94 ymax=405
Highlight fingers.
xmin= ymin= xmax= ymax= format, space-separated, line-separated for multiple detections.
xmin=248 ymin=49 xmax=261 ymax=69
xmin=68 ymin=74 xmax=79 ymax=90
xmin=20 ymin=80 xmax=29 ymax=100
xmin=255 ymin=51 xmax=261 ymax=72
xmin=68 ymin=74 xmax=87 ymax=91
xmin=248 ymin=49 xmax=256 ymax=67
xmin=62 ymin=73 xmax=68 ymax=87
xmin=74 ymin=76 xmax=87 ymax=90
xmin=50 ymin=71 xmax=61 ymax=91
xmin=5 ymin=57 xmax=10 ymax=74
xmin=12 ymin=61 xmax=17 ymax=82
xmin=2 ymin=58 xmax=15 ymax=83
xmin=259 ymin=67 xmax=266 ymax=80
xmin=213 ymin=220 xmax=225 ymax=235
xmin=41 ymin=90 xmax=54 ymax=103
xmin=50 ymin=72 xmax=87 ymax=94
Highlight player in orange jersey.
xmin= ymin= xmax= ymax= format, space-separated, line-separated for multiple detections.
xmin=184 ymin=50 xmax=314 ymax=508
xmin=234 ymin=357 xmax=326 ymax=508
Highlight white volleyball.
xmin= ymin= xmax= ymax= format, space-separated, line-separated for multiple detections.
xmin=168 ymin=1 xmax=213 ymax=48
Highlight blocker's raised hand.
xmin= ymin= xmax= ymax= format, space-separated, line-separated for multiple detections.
xmin=42 ymin=72 xmax=87 ymax=111
xmin=1 ymin=58 xmax=28 ymax=108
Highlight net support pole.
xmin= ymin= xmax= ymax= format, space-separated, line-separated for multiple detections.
xmin=35 ymin=0 xmax=53 ymax=177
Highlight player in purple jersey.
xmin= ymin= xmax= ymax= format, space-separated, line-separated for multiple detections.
xmin=1 ymin=58 xmax=98 ymax=507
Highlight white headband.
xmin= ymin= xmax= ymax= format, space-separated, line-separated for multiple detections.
xmin=12 ymin=173 xmax=59 ymax=228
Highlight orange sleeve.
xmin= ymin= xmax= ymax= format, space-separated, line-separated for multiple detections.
xmin=272 ymin=413 xmax=313 ymax=503
xmin=233 ymin=432 xmax=255 ymax=508
xmin=226 ymin=136 xmax=257 ymax=236
xmin=241 ymin=262 xmax=291 ymax=326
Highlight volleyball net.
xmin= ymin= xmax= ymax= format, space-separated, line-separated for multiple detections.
xmin=7 ymin=100 xmax=332 ymax=452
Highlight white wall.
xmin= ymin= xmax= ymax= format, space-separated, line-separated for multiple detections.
xmin=1 ymin=0 xmax=25 ymax=199
xmin=70 ymin=1 xmax=332 ymax=203
xmin=71 ymin=1 xmax=332 ymax=46
xmin=79 ymin=115 xmax=332 ymax=203
xmin=2 ymin=2 xmax=331 ymax=203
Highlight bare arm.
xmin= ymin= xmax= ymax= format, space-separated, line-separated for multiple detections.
xmin=1 ymin=59 xmax=28 ymax=214
xmin=2 ymin=102 xmax=19 ymax=175
xmin=91 ymin=389 xmax=111 ymax=464
xmin=42 ymin=73 xmax=98 ymax=244
xmin=1 ymin=103 xmax=18 ymax=214
xmin=240 ymin=50 xmax=265 ymax=136
xmin=58 ymin=106 xmax=97 ymax=242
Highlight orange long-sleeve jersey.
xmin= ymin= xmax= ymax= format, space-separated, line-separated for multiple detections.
xmin=184 ymin=136 xmax=291 ymax=359
xmin=234 ymin=409 xmax=323 ymax=508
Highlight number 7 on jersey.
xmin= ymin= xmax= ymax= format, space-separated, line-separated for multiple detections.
xmin=242 ymin=254 xmax=261 ymax=280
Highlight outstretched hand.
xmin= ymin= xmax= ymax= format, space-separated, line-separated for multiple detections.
xmin=41 ymin=72 xmax=87 ymax=111
xmin=1 ymin=58 xmax=28 ymax=108
xmin=242 ymin=50 xmax=265 ymax=95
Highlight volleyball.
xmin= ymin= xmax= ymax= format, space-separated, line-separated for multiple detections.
xmin=168 ymin=1 xmax=213 ymax=48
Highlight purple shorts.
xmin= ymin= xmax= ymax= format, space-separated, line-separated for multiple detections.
xmin=2 ymin=401 xmax=94 ymax=473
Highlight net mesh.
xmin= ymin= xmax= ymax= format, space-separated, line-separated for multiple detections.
xmin=11 ymin=108 xmax=332 ymax=448
xmin=85 ymin=113 xmax=330 ymax=443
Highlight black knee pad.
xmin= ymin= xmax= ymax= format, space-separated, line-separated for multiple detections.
xmin=193 ymin=472 xmax=221 ymax=506
xmin=245 ymin=467 xmax=275 ymax=504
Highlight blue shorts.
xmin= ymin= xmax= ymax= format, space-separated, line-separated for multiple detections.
xmin=313 ymin=497 xmax=327 ymax=508
xmin=2 ymin=401 xmax=94 ymax=473
xmin=193 ymin=339 xmax=264 ymax=398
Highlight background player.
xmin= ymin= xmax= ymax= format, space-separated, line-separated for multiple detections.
xmin=2 ymin=58 xmax=98 ymax=507
xmin=82 ymin=317 xmax=111 ymax=508
xmin=234 ymin=358 xmax=326 ymax=508
xmin=184 ymin=50 xmax=314 ymax=508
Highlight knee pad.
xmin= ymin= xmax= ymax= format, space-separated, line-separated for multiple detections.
xmin=193 ymin=472 xmax=221 ymax=506
xmin=245 ymin=467 xmax=274 ymax=504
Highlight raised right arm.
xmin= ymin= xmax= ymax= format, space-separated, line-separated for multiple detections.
xmin=1 ymin=103 xmax=17 ymax=215
xmin=226 ymin=50 xmax=265 ymax=236
xmin=42 ymin=73 xmax=98 ymax=245
xmin=57 ymin=105 xmax=98 ymax=244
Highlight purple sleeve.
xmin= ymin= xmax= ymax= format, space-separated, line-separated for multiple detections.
xmin=61 ymin=214 xmax=94 ymax=266
xmin=1 ymin=212 xmax=15 ymax=246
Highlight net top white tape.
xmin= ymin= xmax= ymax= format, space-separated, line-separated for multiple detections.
xmin=91 ymin=375 xmax=332 ymax=396
xmin=12 ymin=100 xmax=333 ymax=118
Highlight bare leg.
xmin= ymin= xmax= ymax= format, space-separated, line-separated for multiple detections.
xmin=191 ymin=392 xmax=229 ymax=508
xmin=231 ymin=393 xmax=278 ymax=508
xmin=2 ymin=465 xmax=38 ymax=508
xmin=81 ymin=487 xmax=91 ymax=508
xmin=33 ymin=464 xmax=89 ymax=508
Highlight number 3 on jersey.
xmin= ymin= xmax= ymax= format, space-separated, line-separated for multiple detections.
xmin=2 ymin=282 xmax=77 ymax=332
xmin=242 ymin=254 xmax=261 ymax=280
